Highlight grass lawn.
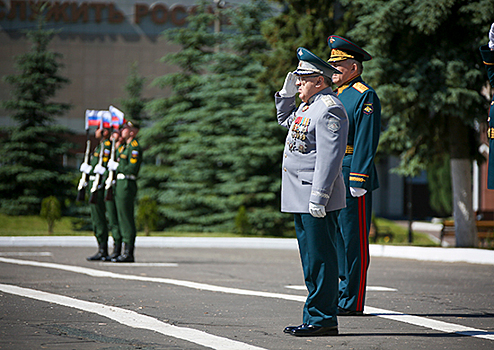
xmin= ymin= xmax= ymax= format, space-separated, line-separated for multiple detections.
xmin=0 ymin=214 xmax=439 ymax=246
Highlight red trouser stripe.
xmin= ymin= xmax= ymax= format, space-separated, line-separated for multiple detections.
xmin=356 ymin=195 xmax=368 ymax=311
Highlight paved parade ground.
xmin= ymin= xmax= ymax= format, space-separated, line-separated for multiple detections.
xmin=1 ymin=237 xmax=494 ymax=350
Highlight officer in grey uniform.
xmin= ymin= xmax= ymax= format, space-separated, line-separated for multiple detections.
xmin=275 ymin=47 xmax=348 ymax=337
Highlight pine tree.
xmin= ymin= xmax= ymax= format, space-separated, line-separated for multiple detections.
xmin=141 ymin=0 xmax=291 ymax=235
xmin=0 ymin=11 xmax=72 ymax=215
xmin=341 ymin=0 xmax=494 ymax=246
xmin=119 ymin=62 xmax=147 ymax=124
xmin=259 ymin=0 xmax=343 ymax=95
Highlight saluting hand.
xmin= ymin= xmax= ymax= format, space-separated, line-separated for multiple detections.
xmin=489 ymin=23 xmax=494 ymax=50
xmin=279 ymin=72 xmax=298 ymax=98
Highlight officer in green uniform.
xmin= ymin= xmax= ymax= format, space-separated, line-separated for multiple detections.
xmin=86 ymin=126 xmax=112 ymax=261
xmin=480 ymin=23 xmax=494 ymax=190
xmin=327 ymin=35 xmax=381 ymax=315
xmin=110 ymin=121 xmax=142 ymax=263
xmin=105 ymin=129 xmax=123 ymax=259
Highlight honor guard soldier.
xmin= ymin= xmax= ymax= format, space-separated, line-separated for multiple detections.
xmin=275 ymin=47 xmax=348 ymax=336
xmin=105 ymin=129 xmax=124 ymax=259
xmin=86 ymin=126 xmax=112 ymax=261
xmin=480 ymin=23 xmax=494 ymax=190
xmin=327 ymin=35 xmax=381 ymax=316
xmin=108 ymin=121 xmax=142 ymax=262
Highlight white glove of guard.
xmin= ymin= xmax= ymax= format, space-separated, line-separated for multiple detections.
xmin=107 ymin=159 xmax=119 ymax=171
xmin=489 ymin=23 xmax=494 ymax=50
xmin=279 ymin=72 xmax=298 ymax=98
xmin=350 ymin=187 xmax=367 ymax=197
xmin=79 ymin=162 xmax=92 ymax=174
xmin=93 ymin=164 xmax=106 ymax=175
xmin=309 ymin=202 xmax=326 ymax=218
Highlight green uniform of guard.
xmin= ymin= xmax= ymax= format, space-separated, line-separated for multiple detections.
xmin=113 ymin=121 xmax=142 ymax=262
xmin=87 ymin=135 xmax=111 ymax=261
xmin=480 ymin=29 xmax=494 ymax=189
xmin=105 ymin=135 xmax=122 ymax=259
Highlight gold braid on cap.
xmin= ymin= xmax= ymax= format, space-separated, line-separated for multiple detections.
xmin=328 ymin=49 xmax=355 ymax=62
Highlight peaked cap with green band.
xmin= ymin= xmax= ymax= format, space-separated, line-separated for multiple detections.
xmin=327 ymin=35 xmax=372 ymax=63
xmin=294 ymin=47 xmax=342 ymax=77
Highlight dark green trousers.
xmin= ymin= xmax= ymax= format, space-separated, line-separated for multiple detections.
xmin=337 ymin=165 xmax=373 ymax=312
xmin=115 ymin=179 xmax=137 ymax=246
xmin=105 ymin=196 xmax=121 ymax=245
xmin=294 ymin=211 xmax=340 ymax=328
xmin=89 ymin=184 xmax=108 ymax=245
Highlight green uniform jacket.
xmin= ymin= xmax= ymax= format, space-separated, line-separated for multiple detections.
xmin=90 ymin=139 xmax=112 ymax=187
xmin=480 ymin=45 xmax=494 ymax=190
xmin=336 ymin=76 xmax=381 ymax=192
xmin=117 ymin=138 xmax=142 ymax=177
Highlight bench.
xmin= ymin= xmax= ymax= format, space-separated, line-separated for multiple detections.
xmin=441 ymin=220 xmax=494 ymax=247
xmin=369 ymin=220 xmax=394 ymax=244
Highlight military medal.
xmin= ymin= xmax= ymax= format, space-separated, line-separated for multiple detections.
xmin=302 ymin=105 xmax=309 ymax=112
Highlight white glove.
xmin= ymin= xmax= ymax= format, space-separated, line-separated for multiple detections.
xmin=309 ymin=202 xmax=326 ymax=218
xmin=279 ymin=72 xmax=298 ymax=97
xmin=107 ymin=159 xmax=119 ymax=171
xmin=489 ymin=23 xmax=494 ymax=50
xmin=93 ymin=164 xmax=106 ymax=175
xmin=79 ymin=162 xmax=92 ymax=174
xmin=350 ymin=187 xmax=367 ymax=197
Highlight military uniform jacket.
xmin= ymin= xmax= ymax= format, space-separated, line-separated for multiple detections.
xmin=336 ymin=76 xmax=381 ymax=192
xmin=117 ymin=138 xmax=142 ymax=178
xmin=275 ymin=87 xmax=349 ymax=213
xmin=90 ymin=139 xmax=111 ymax=180
xmin=480 ymin=45 xmax=494 ymax=190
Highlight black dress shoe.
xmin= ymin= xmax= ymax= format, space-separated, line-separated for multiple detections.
xmin=338 ymin=307 xmax=364 ymax=316
xmin=290 ymin=324 xmax=338 ymax=337
xmin=283 ymin=324 xmax=305 ymax=333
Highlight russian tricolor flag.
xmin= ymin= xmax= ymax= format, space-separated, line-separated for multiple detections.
xmin=109 ymin=105 xmax=126 ymax=129
xmin=85 ymin=110 xmax=111 ymax=129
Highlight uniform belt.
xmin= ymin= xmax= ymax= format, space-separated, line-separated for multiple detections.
xmin=345 ymin=145 xmax=354 ymax=155
xmin=117 ymin=173 xmax=136 ymax=180
xmin=488 ymin=127 xmax=494 ymax=139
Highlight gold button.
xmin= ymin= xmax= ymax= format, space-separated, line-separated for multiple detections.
xmin=284 ymin=167 xmax=287 ymax=172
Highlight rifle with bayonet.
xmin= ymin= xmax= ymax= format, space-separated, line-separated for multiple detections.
xmin=105 ymin=138 xmax=116 ymax=201
xmin=76 ymin=138 xmax=91 ymax=202
xmin=89 ymin=142 xmax=105 ymax=204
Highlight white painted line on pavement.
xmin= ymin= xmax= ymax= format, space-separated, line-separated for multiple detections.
xmin=285 ymin=285 xmax=398 ymax=292
xmin=0 ymin=252 xmax=52 ymax=256
xmin=0 ymin=257 xmax=305 ymax=302
xmin=365 ymin=306 xmax=494 ymax=341
xmin=1 ymin=257 xmax=493 ymax=341
xmin=0 ymin=283 xmax=267 ymax=350
xmin=97 ymin=262 xmax=179 ymax=267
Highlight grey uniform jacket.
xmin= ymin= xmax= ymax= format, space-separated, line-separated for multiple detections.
xmin=275 ymin=87 xmax=348 ymax=213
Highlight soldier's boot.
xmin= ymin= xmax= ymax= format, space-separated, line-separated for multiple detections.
xmin=86 ymin=242 xmax=110 ymax=261
xmin=111 ymin=243 xmax=134 ymax=263
xmin=109 ymin=242 xmax=122 ymax=260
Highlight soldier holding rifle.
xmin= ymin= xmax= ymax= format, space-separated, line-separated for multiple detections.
xmin=86 ymin=125 xmax=112 ymax=261
xmin=104 ymin=128 xmax=123 ymax=259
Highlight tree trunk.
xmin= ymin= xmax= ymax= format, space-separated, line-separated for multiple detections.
xmin=450 ymin=159 xmax=477 ymax=247
xmin=449 ymin=116 xmax=477 ymax=247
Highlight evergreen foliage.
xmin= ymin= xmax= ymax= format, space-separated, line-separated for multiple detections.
xmin=119 ymin=62 xmax=148 ymax=124
xmin=136 ymin=196 xmax=159 ymax=236
xmin=259 ymin=0 xmax=344 ymax=95
xmin=0 ymin=11 xmax=73 ymax=215
xmin=40 ymin=196 xmax=62 ymax=234
xmin=340 ymin=0 xmax=493 ymax=175
xmin=141 ymin=0 xmax=290 ymax=235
